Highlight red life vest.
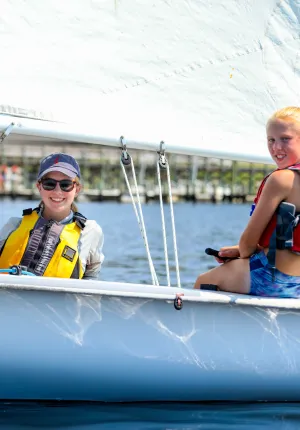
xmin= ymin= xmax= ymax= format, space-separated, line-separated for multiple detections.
xmin=253 ymin=164 xmax=300 ymax=252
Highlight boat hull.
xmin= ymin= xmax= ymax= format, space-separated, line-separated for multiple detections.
xmin=0 ymin=275 xmax=300 ymax=402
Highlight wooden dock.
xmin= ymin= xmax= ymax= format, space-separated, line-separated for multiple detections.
xmin=0 ymin=187 xmax=253 ymax=203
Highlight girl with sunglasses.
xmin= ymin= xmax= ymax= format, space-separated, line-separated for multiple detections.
xmin=0 ymin=153 xmax=104 ymax=279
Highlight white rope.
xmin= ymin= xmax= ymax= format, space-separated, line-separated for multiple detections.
xmin=165 ymin=162 xmax=181 ymax=288
xmin=156 ymin=161 xmax=171 ymax=287
xmin=156 ymin=147 xmax=181 ymax=289
xmin=120 ymin=158 xmax=159 ymax=286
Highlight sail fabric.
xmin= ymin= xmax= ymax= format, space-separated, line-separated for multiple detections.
xmin=1 ymin=0 xmax=299 ymax=161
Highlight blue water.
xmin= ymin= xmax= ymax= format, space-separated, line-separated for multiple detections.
xmin=0 ymin=200 xmax=298 ymax=429
xmin=1 ymin=401 xmax=300 ymax=429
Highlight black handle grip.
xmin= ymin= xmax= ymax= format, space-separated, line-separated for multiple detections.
xmin=205 ymin=248 xmax=230 ymax=262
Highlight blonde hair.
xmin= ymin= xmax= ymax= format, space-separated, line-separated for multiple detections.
xmin=267 ymin=106 xmax=300 ymax=127
xmin=38 ymin=176 xmax=80 ymax=214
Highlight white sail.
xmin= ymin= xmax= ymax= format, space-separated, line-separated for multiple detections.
xmin=1 ymin=0 xmax=299 ymax=162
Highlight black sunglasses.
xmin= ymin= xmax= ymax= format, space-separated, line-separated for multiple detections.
xmin=39 ymin=178 xmax=76 ymax=192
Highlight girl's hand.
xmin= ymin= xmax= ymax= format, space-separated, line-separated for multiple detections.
xmin=217 ymin=246 xmax=240 ymax=263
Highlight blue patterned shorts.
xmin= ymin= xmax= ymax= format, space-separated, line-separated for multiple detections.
xmin=250 ymin=251 xmax=300 ymax=298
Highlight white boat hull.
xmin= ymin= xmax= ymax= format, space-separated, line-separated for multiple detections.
xmin=0 ymin=274 xmax=300 ymax=402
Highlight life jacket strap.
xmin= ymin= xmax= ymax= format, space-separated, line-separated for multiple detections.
xmin=267 ymin=202 xmax=299 ymax=267
xmin=70 ymin=258 xmax=81 ymax=279
xmin=73 ymin=212 xmax=87 ymax=230
xmin=22 ymin=207 xmax=39 ymax=216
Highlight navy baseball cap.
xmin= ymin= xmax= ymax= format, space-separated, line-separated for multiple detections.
xmin=37 ymin=153 xmax=81 ymax=180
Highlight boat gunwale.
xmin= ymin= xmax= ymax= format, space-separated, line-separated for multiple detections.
xmin=0 ymin=276 xmax=299 ymax=311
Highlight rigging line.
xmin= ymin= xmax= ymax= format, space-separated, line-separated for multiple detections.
xmin=120 ymin=159 xmax=159 ymax=286
xmin=129 ymin=158 xmax=159 ymax=285
xmin=157 ymin=160 xmax=171 ymax=287
xmin=0 ymin=122 xmax=15 ymax=143
xmin=166 ymin=161 xmax=181 ymax=289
